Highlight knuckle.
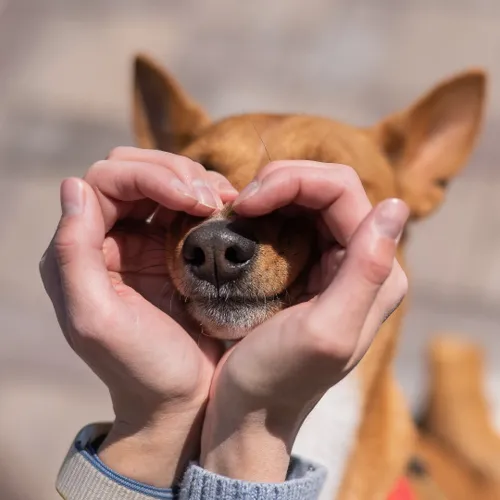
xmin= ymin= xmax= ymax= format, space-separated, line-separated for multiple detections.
xmin=359 ymin=253 xmax=393 ymax=286
xmin=258 ymin=160 xmax=287 ymax=178
xmin=265 ymin=160 xmax=286 ymax=170
xmin=53 ymin=230 xmax=77 ymax=264
xmin=339 ymin=165 xmax=362 ymax=189
xmin=206 ymin=170 xmax=224 ymax=183
xmin=191 ymin=161 xmax=208 ymax=176
xmin=85 ymin=160 xmax=107 ymax=182
xmin=38 ymin=250 xmax=48 ymax=277
xmin=70 ymin=315 xmax=94 ymax=339
xmin=71 ymin=309 xmax=110 ymax=342
xmin=301 ymin=315 xmax=324 ymax=342
xmin=206 ymin=170 xmax=229 ymax=189
xmin=325 ymin=340 xmax=356 ymax=362
xmin=107 ymin=146 xmax=130 ymax=160
xmin=71 ymin=321 xmax=101 ymax=345
xmin=38 ymin=251 xmax=53 ymax=284
xmin=301 ymin=316 xmax=354 ymax=361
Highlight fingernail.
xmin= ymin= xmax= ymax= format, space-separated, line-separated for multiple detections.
xmin=210 ymin=184 xmax=225 ymax=209
xmin=171 ymin=178 xmax=196 ymax=199
xmin=217 ymin=179 xmax=239 ymax=195
xmin=192 ymin=179 xmax=218 ymax=208
xmin=233 ymin=180 xmax=260 ymax=205
xmin=374 ymin=198 xmax=409 ymax=239
xmin=61 ymin=178 xmax=84 ymax=216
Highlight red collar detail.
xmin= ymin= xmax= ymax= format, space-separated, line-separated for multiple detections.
xmin=388 ymin=477 xmax=415 ymax=500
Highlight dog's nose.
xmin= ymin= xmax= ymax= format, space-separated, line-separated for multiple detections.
xmin=182 ymin=220 xmax=257 ymax=287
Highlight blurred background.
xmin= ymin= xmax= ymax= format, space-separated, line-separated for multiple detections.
xmin=1 ymin=0 xmax=500 ymax=498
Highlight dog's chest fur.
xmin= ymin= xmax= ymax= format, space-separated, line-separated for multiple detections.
xmin=292 ymin=369 xmax=362 ymax=500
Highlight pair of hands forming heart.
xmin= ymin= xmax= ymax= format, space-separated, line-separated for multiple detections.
xmin=39 ymin=147 xmax=408 ymax=486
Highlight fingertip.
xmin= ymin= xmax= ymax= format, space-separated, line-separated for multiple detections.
xmin=215 ymin=180 xmax=239 ymax=197
xmin=191 ymin=179 xmax=222 ymax=210
xmin=205 ymin=169 xmax=239 ymax=195
xmin=169 ymin=178 xmax=220 ymax=213
xmin=219 ymin=188 xmax=239 ymax=204
xmin=373 ymin=198 xmax=409 ymax=240
xmin=233 ymin=180 xmax=260 ymax=207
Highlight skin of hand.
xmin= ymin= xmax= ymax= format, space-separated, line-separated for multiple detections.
xmin=199 ymin=161 xmax=409 ymax=483
xmin=39 ymin=147 xmax=238 ymax=487
xmin=40 ymin=149 xmax=408 ymax=487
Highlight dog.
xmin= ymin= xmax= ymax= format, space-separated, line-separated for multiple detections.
xmin=131 ymin=54 xmax=486 ymax=500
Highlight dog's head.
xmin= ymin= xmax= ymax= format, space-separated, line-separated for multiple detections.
xmin=133 ymin=55 xmax=486 ymax=339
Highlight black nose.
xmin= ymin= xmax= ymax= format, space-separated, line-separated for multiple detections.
xmin=182 ymin=220 xmax=257 ymax=287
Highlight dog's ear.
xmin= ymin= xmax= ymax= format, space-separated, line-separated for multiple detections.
xmin=133 ymin=54 xmax=211 ymax=153
xmin=373 ymin=70 xmax=487 ymax=218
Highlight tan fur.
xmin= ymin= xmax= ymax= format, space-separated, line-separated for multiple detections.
xmin=131 ymin=53 xmax=487 ymax=499
xmin=415 ymin=337 xmax=500 ymax=498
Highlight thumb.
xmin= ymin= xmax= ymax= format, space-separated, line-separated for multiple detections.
xmin=54 ymin=178 xmax=116 ymax=315
xmin=314 ymin=198 xmax=409 ymax=338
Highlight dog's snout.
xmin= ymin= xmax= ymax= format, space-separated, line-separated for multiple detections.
xmin=182 ymin=220 xmax=257 ymax=287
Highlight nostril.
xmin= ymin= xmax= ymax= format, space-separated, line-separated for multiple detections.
xmin=183 ymin=244 xmax=206 ymax=267
xmin=224 ymin=241 xmax=256 ymax=265
xmin=225 ymin=246 xmax=245 ymax=264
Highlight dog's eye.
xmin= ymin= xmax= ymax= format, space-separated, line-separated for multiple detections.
xmin=435 ymin=178 xmax=449 ymax=189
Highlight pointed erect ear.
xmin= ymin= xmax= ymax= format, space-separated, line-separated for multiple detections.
xmin=372 ymin=70 xmax=487 ymax=219
xmin=132 ymin=53 xmax=211 ymax=153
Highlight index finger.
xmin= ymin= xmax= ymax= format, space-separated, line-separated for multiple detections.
xmin=233 ymin=163 xmax=372 ymax=246
xmin=85 ymin=159 xmax=219 ymax=232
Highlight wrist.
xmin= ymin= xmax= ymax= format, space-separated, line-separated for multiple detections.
xmin=201 ymin=392 xmax=300 ymax=483
xmin=98 ymin=406 xmax=204 ymax=487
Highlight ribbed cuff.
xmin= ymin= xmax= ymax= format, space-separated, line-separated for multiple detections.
xmin=180 ymin=457 xmax=326 ymax=500
xmin=57 ymin=423 xmax=175 ymax=500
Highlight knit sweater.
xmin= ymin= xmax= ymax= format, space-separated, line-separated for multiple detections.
xmin=56 ymin=423 xmax=327 ymax=500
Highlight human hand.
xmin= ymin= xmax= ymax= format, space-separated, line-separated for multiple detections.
xmin=200 ymin=161 xmax=409 ymax=482
xmin=39 ymin=147 xmax=237 ymax=486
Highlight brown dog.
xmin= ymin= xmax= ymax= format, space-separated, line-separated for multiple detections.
xmin=131 ymin=54 xmax=486 ymax=500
